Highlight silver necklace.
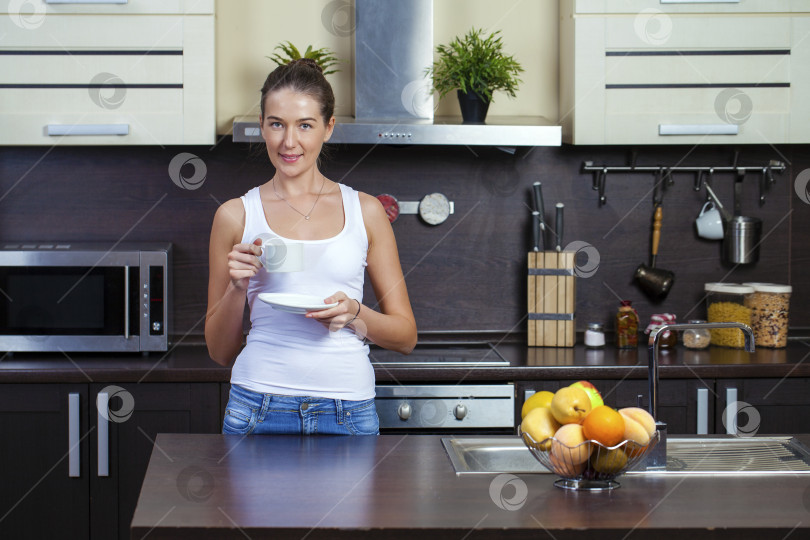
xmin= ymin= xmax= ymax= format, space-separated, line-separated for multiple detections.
xmin=272 ymin=176 xmax=325 ymax=221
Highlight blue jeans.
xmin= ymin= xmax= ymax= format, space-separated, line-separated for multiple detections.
xmin=222 ymin=384 xmax=380 ymax=436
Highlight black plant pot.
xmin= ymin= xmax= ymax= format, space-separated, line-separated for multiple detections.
xmin=457 ymin=90 xmax=490 ymax=124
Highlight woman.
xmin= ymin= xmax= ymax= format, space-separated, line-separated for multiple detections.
xmin=205 ymin=59 xmax=417 ymax=436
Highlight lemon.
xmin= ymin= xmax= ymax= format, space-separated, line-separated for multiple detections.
xmin=521 ymin=390 xmax=555 ymax=419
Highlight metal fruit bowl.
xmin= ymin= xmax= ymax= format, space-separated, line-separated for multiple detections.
xmin=519 ymin=426 xmax=660 ymax=491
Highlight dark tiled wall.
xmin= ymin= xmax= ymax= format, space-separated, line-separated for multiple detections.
xmin=1 ymin=141 xmax=807 ymax=340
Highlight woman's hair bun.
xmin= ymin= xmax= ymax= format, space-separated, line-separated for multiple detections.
xmin=290 ymin=58 xmax=323 ymax=73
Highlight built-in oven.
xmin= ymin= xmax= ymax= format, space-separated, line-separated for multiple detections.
xmin=0 ymin=242 xmax=171 ymax=353
xmin=372 ymin=343 xmax=516 ymax=434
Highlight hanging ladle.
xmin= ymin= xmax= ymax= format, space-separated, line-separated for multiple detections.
xmin=634 ymin=170 xmax=675 ymax=300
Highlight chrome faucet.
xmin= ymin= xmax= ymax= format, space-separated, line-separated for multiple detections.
xmin=644 ymin=321 xmax=755 ymax=470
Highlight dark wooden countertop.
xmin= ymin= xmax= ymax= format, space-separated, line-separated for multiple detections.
xmin=1 ymin=340 xmax=809 ymax=383
xmin=130 ymin=433 xmax=810 ymax=539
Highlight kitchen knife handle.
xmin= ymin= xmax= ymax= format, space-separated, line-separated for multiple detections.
xmin=555 ymin=203 xmax=564 ymax=252
xmin=532 ymin=182 xmax=546 ymax=230
xmin=97 ymin=391 xmax=109 ymax=477
xmin=651 ymin=206 xmax=662 ymax=257
xmin=69 ymin=393 xmax=80 ymax=478
xmin=531 ymin=211 xmax=540 ymax=252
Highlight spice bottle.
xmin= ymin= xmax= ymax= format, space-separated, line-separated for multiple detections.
xmin=616 ymin=300 xmax=639 ymax=349
xmin=584 ymin=322 xmax=606 ymax=349
xmin=646 ymin=313 xmax=677 ymax=348
xmin=683 ymin=319 xmax=711 ymax=350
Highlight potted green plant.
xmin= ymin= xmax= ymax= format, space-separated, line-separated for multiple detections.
xmin=267 ymin=41 xmax=341 ymax=75
xmin=426 ymin=28 xmax=523 ymax=124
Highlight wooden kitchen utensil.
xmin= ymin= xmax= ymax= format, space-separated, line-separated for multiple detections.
xmin=528 ymin=251 xmax=576 ymax=347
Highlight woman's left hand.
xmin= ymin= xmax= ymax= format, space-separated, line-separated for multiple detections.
xmin=305 ymin=291 xmax=361 ymax=331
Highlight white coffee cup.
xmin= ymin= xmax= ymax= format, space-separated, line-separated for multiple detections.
xmin=253 ymin=233 xmax=304 ymax=272
xmin=695 ymin=201 xmax=724 ymax=240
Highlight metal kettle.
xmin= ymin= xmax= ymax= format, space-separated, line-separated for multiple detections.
xmin=704 ymin=184 xmax=762 ymax=265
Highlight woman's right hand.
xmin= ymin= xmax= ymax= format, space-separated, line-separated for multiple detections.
xmin=228 ymin=239 xmax=263 ymax=290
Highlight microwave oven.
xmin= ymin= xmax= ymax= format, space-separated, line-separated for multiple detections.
xmin=0 ymin=242 xmax=171 ymax=353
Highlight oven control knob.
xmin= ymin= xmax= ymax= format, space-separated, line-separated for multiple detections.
xmin=397 ymin=402 xmax=412 ymax=421
xmin=454 ymin=404 xmax=468 ymax=420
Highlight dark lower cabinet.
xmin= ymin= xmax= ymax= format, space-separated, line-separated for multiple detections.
xmin=716 ymin=378 xmax=810 ymax=435
xmin=0 ymin=382 xmax=220 ymax=540
xmin=0 ymin=384 xmax=90 ymax=540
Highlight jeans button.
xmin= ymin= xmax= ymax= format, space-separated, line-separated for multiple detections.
xmin=301 ymin=403 xmax=309 ymax=411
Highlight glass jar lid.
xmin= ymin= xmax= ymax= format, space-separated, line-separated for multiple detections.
xmin=742 ymin=282 xmax=792 ymax=293
xmin=704 ymin=282 xmax=755 ymax=294
xmin=587 ymin=322 xmax=603 ymax=331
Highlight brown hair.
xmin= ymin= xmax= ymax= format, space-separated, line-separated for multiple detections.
xmin=260 ymin=59 xmax=335 ymax=125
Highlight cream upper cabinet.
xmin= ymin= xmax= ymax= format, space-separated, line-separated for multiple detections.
xmin=0 ymin=1 xmax=214 ymax=145
xmin=560 ymin=0 xmax=810 ymax=145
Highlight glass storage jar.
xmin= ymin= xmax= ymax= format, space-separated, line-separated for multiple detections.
xmin=705 ymin=283 xmax=754 ymax=348
xmin=743 ymin=283 xmax=791 ymax=348
xmin=682 ymin=319 xmax=711 ymax=349
xmin=584 ymin=322 xmax=606 ymax=348
xmin=646 ymin=313 xmax=677 ymax=348
xmin=616 ymin=300 xmax=639 ymax=349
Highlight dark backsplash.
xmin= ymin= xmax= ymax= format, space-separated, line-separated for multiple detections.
xmin=2 ymin=141 xmax=807 ymax=341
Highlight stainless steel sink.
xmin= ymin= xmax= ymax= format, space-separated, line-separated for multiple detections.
xmin=442 ymin=436 xmax=810 ymax=476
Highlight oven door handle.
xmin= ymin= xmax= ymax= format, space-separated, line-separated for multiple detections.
xmin=124 ymin=266 xmax=130 ymax=340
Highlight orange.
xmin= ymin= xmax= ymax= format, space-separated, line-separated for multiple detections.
xmin=581 ymin=405 xmax=626 ymax=447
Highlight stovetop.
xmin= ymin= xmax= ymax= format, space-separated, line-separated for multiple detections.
xmin=368 ymin=342 xmax=511 ymax=367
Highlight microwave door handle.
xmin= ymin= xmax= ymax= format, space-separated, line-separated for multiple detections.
xmin=124 ymin=266 xmax=130 ymax=340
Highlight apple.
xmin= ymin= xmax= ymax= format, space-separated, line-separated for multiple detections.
xmin=550 ymin=386 xmax=592 ymax=424
xmin=521 ymin=390 xmax=555 ymax=419
xmin=569 ymin=381 xmax=604 ymax=409
xmin=520 ymin=406 xmax=561 ymax=451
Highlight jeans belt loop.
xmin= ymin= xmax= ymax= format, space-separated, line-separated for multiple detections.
xmin=335 ymin=399 xmax=344 ymax=424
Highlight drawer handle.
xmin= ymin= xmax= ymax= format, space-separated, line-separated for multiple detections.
xmin=659 ymin=124 xmax=738 ymax=136
xmin=97 ymin=391 xmax=109 ymax=477
xmin=661 ymin=0 xmax=739 ymax=4
xmin=69 ymin=393 xmax=80 ymax=478
xmin=696 ymin=388 xmax=709 ymax=435
xmin=46 ymin=0 xmax=128 ymax=4
xmin=48 ymin=124 xmax=129 ymax=136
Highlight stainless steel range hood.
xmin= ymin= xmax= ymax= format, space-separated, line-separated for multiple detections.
xmin=232 ymin=0 xmax=560 ymax=146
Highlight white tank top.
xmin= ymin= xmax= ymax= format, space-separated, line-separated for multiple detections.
xmin=229 ymin=183 xmax=374 ymax=400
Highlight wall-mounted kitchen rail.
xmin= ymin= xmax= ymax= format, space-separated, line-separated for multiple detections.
xmin=582 ymin=157 xmax=786 ymax=207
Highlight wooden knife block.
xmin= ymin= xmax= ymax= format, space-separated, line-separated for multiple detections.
xmin=528 ymin=251 xmax=576 ymax=347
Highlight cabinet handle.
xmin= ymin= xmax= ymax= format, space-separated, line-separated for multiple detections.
xmin=47 ymin=124 xmax=129 ymax=137
xmin=696 ymin=388 xmax=708 ymax=435
xmin=69 ymin=393 xmax=80 ymax=478
xmin=661 ymin=0 xmax=739 ymax=3
xmin=46 ymin=0 xmax=128 ymax=4
xmin=97 ymin=391 xmax=109 ymax=477
xmin=659 ymin=124 xmax=739 ymax=136
xmin=124 ymin=266 xmax=130 ymax=340
xmin=725 ymin=387 xmax=738 ymax=435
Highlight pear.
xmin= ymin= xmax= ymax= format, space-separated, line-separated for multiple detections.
xmin=550 ymin=386 xmax=592 ymax=424
xmin=521 ymin=406 xmax=561 ymax=451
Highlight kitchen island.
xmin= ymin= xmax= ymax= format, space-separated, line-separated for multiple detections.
xmin=130 ymin=433 xmax=810 ymax=539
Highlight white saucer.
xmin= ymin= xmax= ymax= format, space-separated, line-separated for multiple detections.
xmin=258 ymin=293 xmax=338 ymax=314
